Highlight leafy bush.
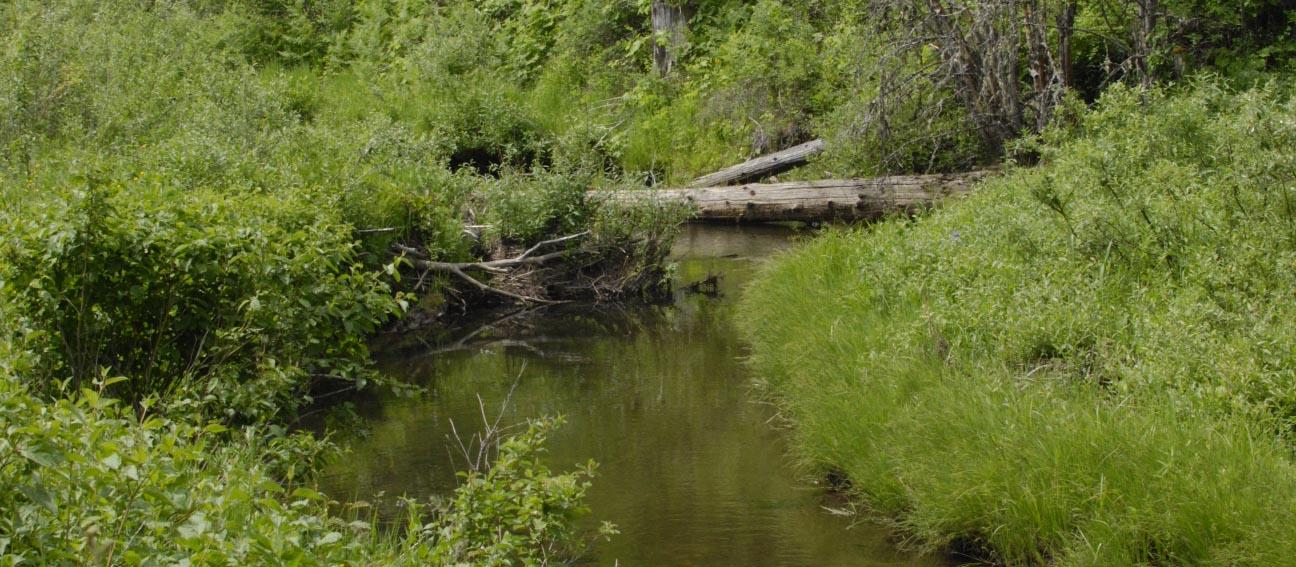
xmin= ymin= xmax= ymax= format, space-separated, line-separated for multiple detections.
xmin=701 ymin=1 xmax=823 ymax=152
xmin=0 ymin=374 xmax=604 ymax=565
xmin=224 ymin=0 xmax=356 ymax=66
xmin=0 ymin=178 xmax=403 ymax=423
xmin=427 ymin=418 xmax=614 ymax=565
xmin=0 ymin=378 xmax=359 ymax=564
xmin=479 ymin=169 xmax=594 ymax=244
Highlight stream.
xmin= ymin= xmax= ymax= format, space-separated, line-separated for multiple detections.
xmin=320 ymin=224 xmax=948 ymax=566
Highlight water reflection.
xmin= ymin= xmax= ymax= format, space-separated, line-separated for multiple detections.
xmin=320 ymin=224 xmax=947 ymax=566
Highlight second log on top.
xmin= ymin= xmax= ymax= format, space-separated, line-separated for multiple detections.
xmin=689 ymin=139 xmax=826 ymax=187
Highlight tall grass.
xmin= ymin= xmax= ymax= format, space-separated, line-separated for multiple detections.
xmin=739 ymin=83 xmax=1296 ymax=564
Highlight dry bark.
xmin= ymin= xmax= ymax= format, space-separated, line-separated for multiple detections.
xmin=651 ymin=2 xmax=689 ymax=76
xmin=603 ymin=170 xmax=991 ymax=223
xmin=689 ymin=139 xmax=826 ymax=187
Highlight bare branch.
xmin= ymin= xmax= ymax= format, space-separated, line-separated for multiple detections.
xmin=517 ymin=231 xmax=590 ymax=260
xmin=445 ymin=264 xmax=564 ymax=304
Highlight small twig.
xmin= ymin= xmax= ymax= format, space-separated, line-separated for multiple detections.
xmin=392 ymin=243 xmax=429 ymax=259
xmin=518 ymin=231 xmax=590 ymax=260
xmin=445 ymin=365 xmax=528 ymax=473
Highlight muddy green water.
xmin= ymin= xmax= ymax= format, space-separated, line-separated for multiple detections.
xmin=320 ymin=224 xmax=948 ymax=566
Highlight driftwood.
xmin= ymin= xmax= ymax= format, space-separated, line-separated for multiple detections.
xmin=604 ymin=170 xmax=991 ymax=223
xmin=690 ymin=139 xmax=825 ymax=187
xmin=393 ymin=232 xmax=590 ymax=304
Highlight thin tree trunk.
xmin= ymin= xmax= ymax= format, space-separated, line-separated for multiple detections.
xmin=1133 ymin=0 xmax=1159 ymax=90
xmin=1057 ymin=1 xmax=1077 ymax=89
xmin=1024 ymin=0 xmax=1061 ymax=130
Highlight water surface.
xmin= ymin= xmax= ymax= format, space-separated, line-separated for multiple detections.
xmin=321 ymin=224 xmax=947 ymax=566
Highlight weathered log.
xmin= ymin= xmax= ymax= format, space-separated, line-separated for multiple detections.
xmin=689 ymin=139 xmax=826 ymax=187
xmin=603 ymin=170 xmax=992 ymax=223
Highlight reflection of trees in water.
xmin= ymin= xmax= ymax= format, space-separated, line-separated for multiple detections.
xmin=317 ymin=273 xmax=733 ymax=437
xmin=320 ymin=256 xmax=744 ymax=432
xmin=376 ymin=295 xmax=731 ymax=373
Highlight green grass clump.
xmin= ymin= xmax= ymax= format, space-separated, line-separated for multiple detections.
xmin=738 ymin=82 xmax=1296 ymax=564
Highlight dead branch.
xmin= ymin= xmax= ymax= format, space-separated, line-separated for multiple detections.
xmin=392 ymin=231 xmax=593 ymax=304
xmin=444 ymin=264 xmax=559 ymax=304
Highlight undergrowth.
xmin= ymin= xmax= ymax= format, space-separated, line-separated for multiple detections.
xmin=0 ymin=1 xmax=646 ymax=562
xmin=5 ymin=0 xmax=1296 ymax=563
xmin=739 ymin=83 xmax=1296 ymax=565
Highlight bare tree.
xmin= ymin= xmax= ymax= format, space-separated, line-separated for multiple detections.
xmin=853 ymin=0 xmax=1154 ymax=169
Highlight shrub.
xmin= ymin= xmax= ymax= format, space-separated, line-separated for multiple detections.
xmin=0 ymin=178 xmax=403 ymax=423
xmin=479 ymin=169 xmax=594 ymax=244
xmin=427 ymin=418 xmax=614 ymax=565
xmin=0 ymin=374 xmax=604 ymax=565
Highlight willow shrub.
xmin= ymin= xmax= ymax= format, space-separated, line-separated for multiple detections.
xmin=0 ymin=290 xmax=602 ymax=565
xmin=739 ymin=82 xmax=1296 ymax=564
xmin=0 ymin=176 xmax=404 ymax=424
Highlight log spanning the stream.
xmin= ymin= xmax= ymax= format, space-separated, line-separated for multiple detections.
xmin=689 ymin=139 xmax=826 ymax=187
xmin=602 ymin=170 xmax=992 ymax=223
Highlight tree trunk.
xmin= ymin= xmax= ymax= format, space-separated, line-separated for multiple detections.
xmin=651 ymin=2 xmax=688 ymax=76
xmin=1132 ymin=0 xmax=1159 ymax=90
xmin=1057 ymin=1 xmax=1077 ymax=89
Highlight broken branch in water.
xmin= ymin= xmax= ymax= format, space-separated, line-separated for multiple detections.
xmin=392 ymin=231 xmax=592 ymax=304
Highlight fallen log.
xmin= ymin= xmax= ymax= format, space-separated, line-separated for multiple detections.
xmin=690 ymin=139 xmax=825 ymax=187
xmin=603 ymin=170 xmax=992 ymax=223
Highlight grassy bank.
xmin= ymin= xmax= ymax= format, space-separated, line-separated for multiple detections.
xmin=738 ymin=83 xmax=1296 ymax=565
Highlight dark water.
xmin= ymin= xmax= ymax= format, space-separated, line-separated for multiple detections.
xmin=320 ymin=224 xmax=947 ymax=567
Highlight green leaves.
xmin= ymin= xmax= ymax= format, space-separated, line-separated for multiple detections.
xmin=2 ymin=181 xmax=402 ymax=423
xmin=432 ymin=417 xmax=607 ymax=565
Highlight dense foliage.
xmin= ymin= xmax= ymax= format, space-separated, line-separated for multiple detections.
xmin=9 ymin=0 xmax=1275 ymax=189
xmin=740 ymin=83 xmax=1296 ymax=564
xmin=0 ymin=0 xmax=659 ymax=562
xmin=0 ymin=368 xmax=603 ymax=564
xmin=2 ymin=182 xmax=402 ymax=423
xmin=3 ymin=0 xmax=1295 ymax=563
